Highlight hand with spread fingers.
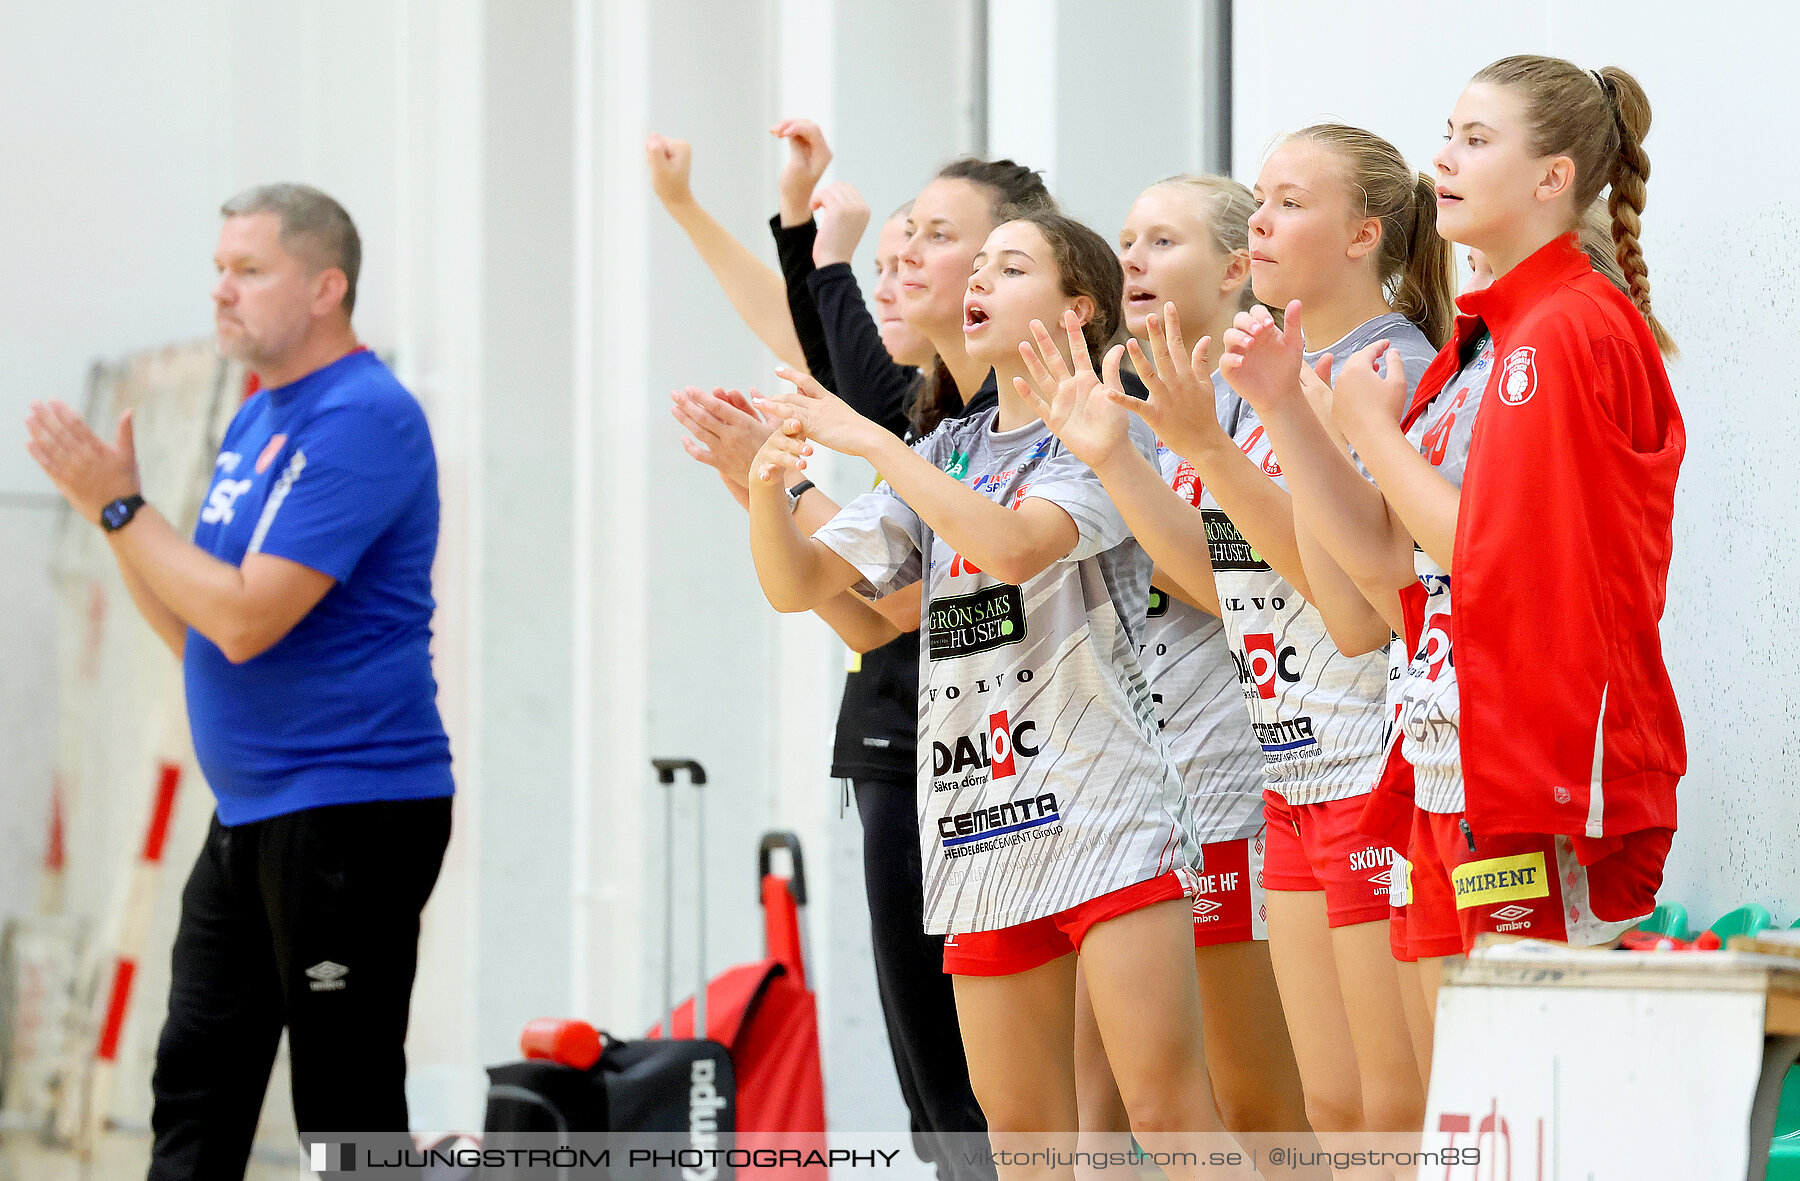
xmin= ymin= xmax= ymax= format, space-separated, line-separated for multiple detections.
xmin=672 ymin=385 xmax=776 ymax=491
xmin=1119 ymin=302 xmax=1230 ymax=462
xmin=750 ymin=416 xmax=813 ymax=487
xmin=1329 ymin=339 xmax=1411 ymax=449
xmin=752 ymin=367 xmax=885 ymax=459
xmin=1014 ymin=310 xmax=1135 ymax=472
xmin=25 ymin=400 xmax=141 ymax=524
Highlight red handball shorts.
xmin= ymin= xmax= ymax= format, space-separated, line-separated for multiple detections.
xmin=1404 ymin=810 xmax=1669 ymax=952
xmin=1190 ymin=830 xmax=1269 ymax=947
xmin=942 ymin=871 xmax=1193 ymax=977
xmin=1262 ymin=791 xmax=1398 ymax=927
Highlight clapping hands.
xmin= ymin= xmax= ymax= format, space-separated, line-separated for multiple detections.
xmin=671 ymin=386 xmax=778 ymax=503
xmin=753 ymin=368 xmax=884 ymax=459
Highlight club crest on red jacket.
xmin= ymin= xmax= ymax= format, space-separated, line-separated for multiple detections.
xmin=1499 ymin=347 xmax=1537 ymax=406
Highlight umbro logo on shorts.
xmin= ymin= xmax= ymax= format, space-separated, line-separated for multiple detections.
xmin=1193 ymin=898 xmax=1223 ymax=916
xmin=305 ymin=961 xmax=348 ymax=992
xmin=1489 ymin=903 xmax=1537 ymax=933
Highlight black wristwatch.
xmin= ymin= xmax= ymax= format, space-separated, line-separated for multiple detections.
xmin=99 ymin=494 xmax=146 ymax=533
xmin=785 ymin=480 xmax=816 ymax=514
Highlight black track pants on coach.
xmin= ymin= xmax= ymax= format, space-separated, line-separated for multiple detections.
xmin=853 ymin=778 xmax=994 ymax=1181
xmin=146 ymin=796 xmax=451 ymax=1181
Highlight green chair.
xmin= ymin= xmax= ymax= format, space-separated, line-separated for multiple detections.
xmin=1708 ymin=903 xmax=1775 ymax=943
xmin=1770 ymin=1069 xmax=1800 ymax=1180
xmin=1761 ymin=915 xmax=1800 ymax=1178
xmin=1778 ymin=1067 xmax=1800 ymax=1131
xmin=1633 ymin=901 xmax=1692 ymax=941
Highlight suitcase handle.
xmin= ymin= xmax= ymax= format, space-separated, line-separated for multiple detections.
xmin=757 ymin=831 xmax=809 ymax=907
xmin=652 ymin=758 xmax=707 ymax=785
xmin=653 ymin=757 xmax=708 ymax=1039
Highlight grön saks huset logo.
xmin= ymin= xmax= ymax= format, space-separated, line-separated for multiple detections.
xmin=929 ymin=585 xmax=1025 ymax=660
xmin=1201 ymin=508 xmax=1269 ymax=572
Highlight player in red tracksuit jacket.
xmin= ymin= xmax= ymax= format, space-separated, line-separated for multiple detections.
xmin=1217 ymin=55 xmax=1685 ymax=999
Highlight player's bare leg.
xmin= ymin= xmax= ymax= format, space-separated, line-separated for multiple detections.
xmin=955 ymin=955 xmax=1080 ymax=1181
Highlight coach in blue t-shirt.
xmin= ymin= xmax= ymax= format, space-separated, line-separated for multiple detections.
xmin=27 ymin=183 xmax=450 ymax=1177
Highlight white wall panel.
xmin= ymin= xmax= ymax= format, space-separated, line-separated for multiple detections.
xmin=988 ymin=1 xmax=1222 ymax=247
xmin=470 ymin=0 xmax=579 ymax=1098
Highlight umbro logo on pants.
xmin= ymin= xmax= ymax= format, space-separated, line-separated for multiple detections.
xmin=305 ymin=961 xmax=348 ymax=992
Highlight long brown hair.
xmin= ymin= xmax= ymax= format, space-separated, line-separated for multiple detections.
xmin=909 ymin=158 xmax=1058 ymax=434
xmin=1472 ymin=56 xmax=1676 ymax=355
xmin=1289 ymin=124 xmax=1456 ymax=348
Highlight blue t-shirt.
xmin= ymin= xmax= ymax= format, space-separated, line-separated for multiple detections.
xmin=185 ymin=349 xmax=453 ymax=825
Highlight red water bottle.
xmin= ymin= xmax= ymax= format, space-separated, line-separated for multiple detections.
xmin=1620 ymin=930 xmax=1689 ymax=951
xmin=519 ymin=1018 xmax=603 ymax=1069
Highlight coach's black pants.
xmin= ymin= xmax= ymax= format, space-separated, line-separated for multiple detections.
xmin=852 ymin=778 xmax=994 ymax=1181
xmin=146 ymin=796 xmax=451 ymax=1181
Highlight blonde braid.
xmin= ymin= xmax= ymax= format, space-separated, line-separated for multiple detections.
xmin=1597 ymin=68 xmax=1675 ymax=354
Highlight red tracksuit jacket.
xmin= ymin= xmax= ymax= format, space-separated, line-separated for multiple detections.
xmin=1366 ymin=233 xmax=1686 ymax=849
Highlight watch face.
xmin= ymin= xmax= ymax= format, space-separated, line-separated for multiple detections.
xmin=101 ymin=496 xmax=140 ymax=531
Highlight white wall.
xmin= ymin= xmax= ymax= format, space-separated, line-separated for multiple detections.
xmin=1233 ymin=1 xmax=1800 ymax=926
xmin=988 ymin=0 xmax=1226 ymax=232
xmin=0 ymin=505 xmax=58 ymax=915
xmin=0 ymin=0 xmax=231 ymax=935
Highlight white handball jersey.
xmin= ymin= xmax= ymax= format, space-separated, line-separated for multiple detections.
xmin=1208 ymin=313 xmax=1440 ymax=806
xmin=1397 ymin=334 xmax=1495 ymax=814
xmin=815 ymin=409 xmax=1195 ymax=935
xmin=1146 ymin=442 xmax=1265 ymax=843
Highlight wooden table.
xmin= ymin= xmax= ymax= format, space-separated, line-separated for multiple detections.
xmin=1423 ymin=943 xmax=1800 ymax=1180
